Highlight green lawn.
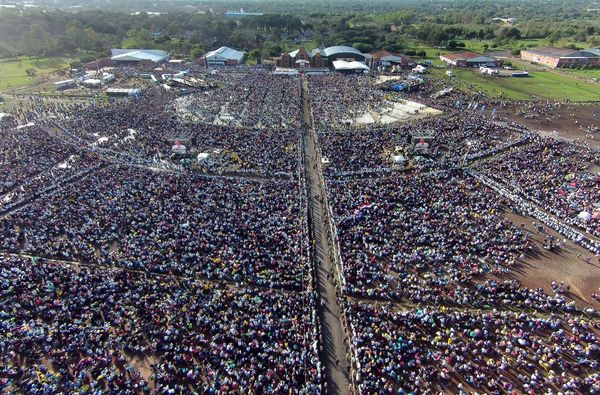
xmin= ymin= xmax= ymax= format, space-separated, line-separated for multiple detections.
xmin=0 ymin=56 xmax=67 ymax=92
xmin=437 ymin=38 xmax=589 ymax=56
xmin=402 ymin=39 xmax=446 ymax=66
xmin=430 ymin=67 xmax=600 ymax=101
xmin=555 ymin=68 xmax=600 ymax=80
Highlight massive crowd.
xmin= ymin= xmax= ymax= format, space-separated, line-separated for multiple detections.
xmin=0 ymin=125 xmax=106 ymax=214
xmin=327 ymin=171 xmax=532 ymax=299
xmin=1 ymin=64 xmax=598 ymax=393
xmin=0 ymin=126 xmax=74 ymax=195
xmin=0 ymin=165 xmax=309 ymax=289
xmin=0 ymin=256 xmax=321 ymax=393
xmin=176 ymin=69 xmax=302 ymax=130
xmin=308 ymin=74 xmax=384 ymax=131
xmin=475 ymin=137 xmax=600 ymax=238
xmin=349 ymin=302 xmax=599 ymax=394
xmin=57 ymin=87 xmax=300 ymax=175
xmin=317 ymin=113 xmax=525 ymax=175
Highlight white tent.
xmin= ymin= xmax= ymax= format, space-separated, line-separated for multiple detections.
xmin=54 ymin=79 xmax=76 ymax=89
xmin=332 ymin=60 xmax=369 ymax=72
xmin=82 ymin=79 xmax=102 ymax=87
xmin=392 ymin=155 xmax=406 ymax=164
xmin=577 ymin=211 xmax=592 ymax=222
xmin=203 ymin=46 xmax=246 ymax=65
xmin=111 ymin=49 xmax=169 ymax=63
xmin=412 ymin=65 xmax=427 ymax=74
xmin=197 ymin=153 xmax=210 ymax=161
xmin=102 ymin=74 xmax=116 ymax=84
xmin=0 ymin=112 xmax=14 ymax=122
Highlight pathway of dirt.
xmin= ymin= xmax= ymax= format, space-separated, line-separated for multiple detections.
xmin=302 ymin=78 xmax=353 ymax=394
xmin=501 ymin=211 xmax=600 ymax=309
xmin=496 ymin=103 xmax=600 ymax=147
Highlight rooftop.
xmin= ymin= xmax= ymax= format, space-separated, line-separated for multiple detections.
xmin=441 ymin=52 xmax=482 ymax=61
xmin=522 ymin=47 xmax=578 ymax=58
xmin=323 ymin=45 xmax=364 ymax=58
xmin=110 ymin=49 xmax=169 ymax=62
xmin=203 ymin=46 xmax=246 ymax=61
xmin=332 ymin=60 xmax=369 ymax=71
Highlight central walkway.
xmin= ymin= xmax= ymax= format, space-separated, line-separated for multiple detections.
xmin=301 ymin=78 xmax=352 ymax=394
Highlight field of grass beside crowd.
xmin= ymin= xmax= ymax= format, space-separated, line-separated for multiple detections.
xmin=0 ymin=56 xmax=67 ymax=91
xmin=429 ymin=67 xmax=600 ymax=101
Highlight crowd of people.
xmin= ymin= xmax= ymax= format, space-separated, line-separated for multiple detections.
xmin=2 ymin=63 xmax=599 ymax=393
xmin=176 ymin=69 xmax=302 ymax=130
xmin=348 ymin=302 xmax=599 ymax=394
xmin=56 ymin=87 xmax=300 ymax=175
xmin=0 ymin=124 xmax=107 ymax=214
xmin=317 ymin=113 xmax=525 ymax=175
xmin=0 ymin=126 xmax=74 ymax=195
xmin=0 ymin=165 xmax=310 ymax=289
xmin=0 ymin=255 xmax=321 ymax=393
xmin=327 ymin=171 xmax=532 ymax=299
xmin=308 ymin=74 xmax=385 ymax=131
xmin=475 ymin=136 xmax=600 ymax=238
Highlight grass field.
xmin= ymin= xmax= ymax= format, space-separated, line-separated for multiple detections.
xmin=402 ymin=39 xmax=446 ymax=66
xmin=430 ymin=38 xmax=590 ymax=57
xmin=430 ymin=67 xmax=600 ymax=101
xmin=0 ymin=56 xmax=67 ymax=92
xmin=555 ymin=68 xmax=600 ymax=80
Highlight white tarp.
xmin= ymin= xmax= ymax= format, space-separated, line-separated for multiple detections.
xmin=578 ymin=211 xmax=592 ymax=222
xmin=392 ymin=155 xmax=406 ymax=163
xmin=332 ymin=60 xmax=369 ymax=71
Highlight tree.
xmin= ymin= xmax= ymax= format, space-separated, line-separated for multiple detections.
xmin=353 ymin=42 xmax=374 ymax=53
xmin=248 ymin=48 xmax=261 ymax=61
xmin=499 ymin=27 xmax=521 ymax=40
xmin=166 ymin=22 xmax=181 ymax=37
xmin=25 ymin=68 xmax=37 ymax=77
xmin=547 ymin=30 xmax=562 ymax=45
xmin=19 ymin=26 xmax=44 ymax=55
xmin=67 ymin=22 xmax=91 ymax=50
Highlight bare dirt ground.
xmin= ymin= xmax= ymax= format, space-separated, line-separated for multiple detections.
xmin=497 ymin=210 xmax=600 ymax=309
xmin=127 ymin=354 xmax=157 ymax=385
xmin=496 ymin=103 xmax=600 ymax=147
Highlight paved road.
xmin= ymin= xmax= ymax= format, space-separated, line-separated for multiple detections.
xmin=301 ymin=79 xmax=352 ymax=395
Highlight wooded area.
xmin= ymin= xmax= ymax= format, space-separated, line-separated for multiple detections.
xmin=0 ymin=0 xmax=598 ymax=63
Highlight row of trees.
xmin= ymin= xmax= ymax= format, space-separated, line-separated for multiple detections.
xmin=0 ymin=1 xmax=598 ymax=62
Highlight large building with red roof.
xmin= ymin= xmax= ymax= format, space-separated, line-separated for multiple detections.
xmin=369 ymin=50 xmax=415 ymax=68
xmin=521 ymin=47 xmax=600 ymax=68
xmin=439 ymin=52 xmax=500 ymax=67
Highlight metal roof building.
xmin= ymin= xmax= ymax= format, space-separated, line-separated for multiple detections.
xmin=323 ymin=46 xmax=366 ymax=62
xmin=106 ymin=88 xmax=142 ymax=97
xmin=521 ymin=47 xmax=600 ymax=68
xmin=110 ymin=49 xmax=169 ymax=64
xmin=440 ymin=52 xmax=499 ymax=67
xmin=202 ymin=46 xmax=246 ymax=65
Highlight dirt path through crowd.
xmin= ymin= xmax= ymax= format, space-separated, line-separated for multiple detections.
xmin=302 ymin=78 xmax=352 ymax=395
